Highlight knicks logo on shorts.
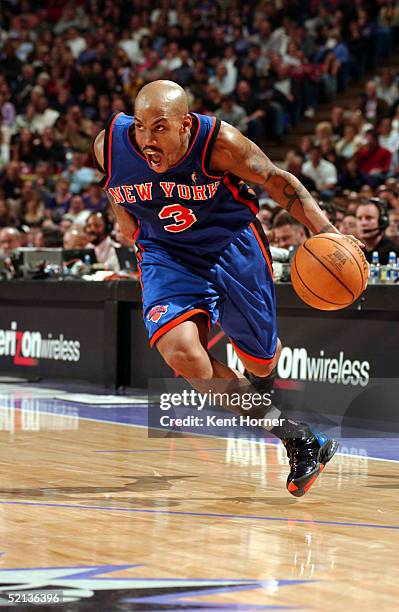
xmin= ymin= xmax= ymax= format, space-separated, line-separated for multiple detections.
xmin=147 ymin=305 xmax=169 ymax=323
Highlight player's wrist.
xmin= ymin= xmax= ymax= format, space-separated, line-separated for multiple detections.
xmin=314 ymin=222 xmax=339 ymax=235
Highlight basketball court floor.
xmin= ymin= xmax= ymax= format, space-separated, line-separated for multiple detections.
xmin=0 ymin=382 xmax=397 ymax=610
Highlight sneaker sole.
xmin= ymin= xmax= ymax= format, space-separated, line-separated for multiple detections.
xmin=287 ymin=439 xmax=339 ymax=497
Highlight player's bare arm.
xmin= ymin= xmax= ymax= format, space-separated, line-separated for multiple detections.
xmin=211 ymin=122 xmax=352 ymax=238
xmin=93 ymin=130 xmax=138 ymax=240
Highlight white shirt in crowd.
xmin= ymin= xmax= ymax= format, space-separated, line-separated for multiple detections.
xmin=31 ymin=108 xmax=60 ymax=135
xmin=302 ymin=159 xmax=337 ymax=190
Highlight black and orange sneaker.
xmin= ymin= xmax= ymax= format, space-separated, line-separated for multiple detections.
xmin=283 ymin=427 xmax=339 ymax=497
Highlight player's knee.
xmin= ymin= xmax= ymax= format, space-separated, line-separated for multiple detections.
xmin=246 ymin=339 xmax=282 ymax=378
xmin=247 ymin=361 xmax=275 ymax=378
xmin=161 ymin=345 xmax=212 ymax=379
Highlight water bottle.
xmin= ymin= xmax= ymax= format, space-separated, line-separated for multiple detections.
xmin=369 ymin=251 xmax=380 ymax=284
xmin=387 ymin=251 xmax=399 ymax=284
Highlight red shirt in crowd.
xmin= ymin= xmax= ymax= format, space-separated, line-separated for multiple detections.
xmin=356 ymin=144 xmax=392 ymax=174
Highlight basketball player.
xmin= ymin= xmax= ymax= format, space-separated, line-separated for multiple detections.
xmin=93 ymin=80 xmax=361 ymax=497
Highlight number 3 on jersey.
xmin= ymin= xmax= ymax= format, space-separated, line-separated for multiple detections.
xmin=159 ymin=204 xmax=197 ymax=233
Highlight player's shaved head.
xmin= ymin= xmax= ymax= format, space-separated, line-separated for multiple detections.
xmin=135 ymin=80 xmax=189 ymax=116
xmin=133 ymin=80 xmax=193 ymax=173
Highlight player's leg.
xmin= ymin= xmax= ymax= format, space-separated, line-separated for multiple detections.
xmin=216 ymin=221 xmax=339 ymax=496
xmin=139 ymin=247 xmax=246 ymax=387
xmin=156 ymin=313 xmax=246 ymax=386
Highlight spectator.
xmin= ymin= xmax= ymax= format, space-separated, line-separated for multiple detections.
xmin=21 ymin=195 xmax=45 ymax=227
xmin=172 ymin=49 xmax=194 ymax=87
xmin=341 ymin=213 xmax=358 ymax=236
xmin=0 ymin=199 xmax=13 ymax=227
xmin=335 ymin=124 xmax=362 ymax=159
xmin=215 ymin=95 xmax=247 ymax=132
xmin=314 ymin=121 xmax=334 ymax=147
xmin=209 ymin=61 xmax=237 ymax=95
xmin=360 ymin=79 xmax=390 ymax=126
xmin=13 ymin=102 xmax=36 ymax=133
xmin=46 ymin=177 xmax=72 ymax=220
xmin=59 ymin=216 xmax=73 ymax=235
xmin=356 ymin=199 xmax=399 ymax=264
xmin=41 ymin=226 xmax=64 ymax=248
xmin=319 ymin=201 xmax=338 ymax=227
xmin=234 ymin=80 xmax=266 ymax=144
xmin=359 ymin=184 xmax=374 ymax=199
xmin=82 ymin=183 xmax=108 ymax=213
xmin=346 ymin=192 xmax=361 ymax=214
xmin=64 ymin=227 xmax=91 ymax=250
xmin=302 ymin=145 xmax=338 ymax=198
xmin=330 ymin=105 xmax=345 ymax=138
xmin=272 ymin=211 xmax=307 ymax=249
xmin=256 ymin=203 xmax=273 ymax=233
xmin=338 ymin=157 xmax=371 ymax=192
xmin=0 ymin=227 xmax=21 ymax=257
xmin=356 ymin=129 xmax=392 ymax=185
xmin=67 ymin=195 xmax=91 ymax=225
xmin=0 ymin=90 xmax=16 ymax=129
xmin=32 ymin=160 xmax=55 ymax=203
xmin=0 ymin=127 xmax=10 ymax=169
xmin=375 ymin=185 xmax=399 ymax=211
xmin=63 ymin=151 xmax=96 ymax=195
xmin=84 ymin=211 xmax=118 ymax=269
xmin=377 ymin=118 xmax=399 ymax=170
xmin=32 ymin=127 xmax=65 ymax=167
xmin=64 ymin=105 xmax=93 ymax=153
xmin=349 ymin=109 xmax=373 ymax=143
xmin=0 ymin=161 xmax=22 ymax=201
xmin=31 ymin=95 xmax=60 ymax=135
xmin=11 ymin=127 xmax=35 ymax=164
xmin=386 ymin=210 xmax=399 ymax=244
xmin=285 ymin=151 xmax=317 ymax=193
xmin=376 ymin=68 xmax=399 ymax=107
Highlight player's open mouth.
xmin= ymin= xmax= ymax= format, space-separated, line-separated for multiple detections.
xmin=144 ymin=149 xmax=163 ymax=170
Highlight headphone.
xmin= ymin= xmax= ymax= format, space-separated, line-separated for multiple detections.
xmin=87 ymin=211 xmax=113 ymax=235
xmin=369 ymin=197 xmax=389 ymax=232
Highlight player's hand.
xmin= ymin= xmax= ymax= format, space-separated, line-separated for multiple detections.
xmin=344 ymin=234 xmax=365 ymax=249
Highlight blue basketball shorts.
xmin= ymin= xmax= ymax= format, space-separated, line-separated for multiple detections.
xmin=137 ymin=221 xmax=278 ymax=364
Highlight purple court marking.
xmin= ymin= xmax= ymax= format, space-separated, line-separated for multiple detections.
xmin=131 ymin=599 xmax=303 ymax=612
xmin=94 ymin=448 xmax=227 ymax=453
xmin=124 ymin=580 xmax=315 ymax=604
xmin=0 ymin=500 xmax=397 ymax=530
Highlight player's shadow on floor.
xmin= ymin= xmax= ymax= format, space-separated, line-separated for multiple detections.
xmin=0 ymin=475 xmax=197 ymax=505
xmin=0 ymin=475 xmax=300 ymax=507
xmin=219 ymin=496 xmax=298 ymax=506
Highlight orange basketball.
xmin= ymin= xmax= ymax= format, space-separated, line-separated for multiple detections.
xmin=291 ymin=233 xmax=369 ymax=310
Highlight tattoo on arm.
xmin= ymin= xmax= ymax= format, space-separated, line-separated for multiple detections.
xmin=282 ymin=180 xmax=311 ymax=212
xmin=247 ymin=147 xmax=311 ymax=211
xmin=244 ymin=143 xmax=329 ymax=232
xmin=246 ymin=145 xmax=277 ymax=183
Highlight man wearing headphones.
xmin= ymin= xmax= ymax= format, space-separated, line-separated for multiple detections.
xmin=356 ymin=197 xmax=399 ymax=264
xmin=85 ymin=211 xmax=119 ymax=269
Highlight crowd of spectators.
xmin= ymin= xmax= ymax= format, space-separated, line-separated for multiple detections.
xmin=262 ymin=69 xmax=399 ymax=263
xmin=0 ymin=0 xmax=399 ymax=272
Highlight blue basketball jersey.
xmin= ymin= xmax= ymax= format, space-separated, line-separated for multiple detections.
xmin=100 ymin=112 xmax=259 ymax=254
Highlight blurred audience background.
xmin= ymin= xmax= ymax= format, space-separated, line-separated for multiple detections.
xmin=0 ymin=0 xmax=399 ymax=271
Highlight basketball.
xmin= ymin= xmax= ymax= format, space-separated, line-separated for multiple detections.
xmin=291 ymin=233 xmax=369 ymax=310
